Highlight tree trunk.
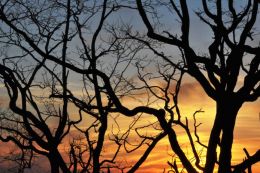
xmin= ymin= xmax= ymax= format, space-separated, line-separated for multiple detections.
xmin=92 ymin=117 xmax=108 ymax=173
xmin=204 ymin=98 xmax=242 ymax=173
xmin=49 ymin=154 xmax=60 ymax=173
xmin=218 ymin=101 xmax=241 ymax=173
xmin=204 ymin=108 xmax=222 ymax=173
xmin=48 ymin=149 xmax=70 ymax=173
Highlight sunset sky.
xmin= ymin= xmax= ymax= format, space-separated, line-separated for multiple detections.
xmin=1 ymin=79 xmax=259 ymax=172
xmin=0 ymin=68 xmax=259 ymax=172
xmin=0 ymin=0 xmax=260 ymax=172
xmin=106 ymin=76 xmax=260 ymax=172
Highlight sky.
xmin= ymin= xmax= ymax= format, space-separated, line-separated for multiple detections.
xmin=104 ymin=76 xmax=260 ymax=172
xmin=1 ymin=78 xmax=259 ymax=172
xmin=0 ymin=0 xmax=260 ymax=172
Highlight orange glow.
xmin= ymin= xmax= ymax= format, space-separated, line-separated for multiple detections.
xmin=0 ymin=80 xmax=259 ymax=172
xmin=117 ymin=80 xmax=260 ymax=172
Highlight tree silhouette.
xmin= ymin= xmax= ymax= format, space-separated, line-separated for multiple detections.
xmin=0 ymin=0 xmax=183 ymax=172
xmin=0 ymin=0 xmax=259 ymax=173
xmin=0 ymin=0 xmax=133 ymax=172
xmin=135 ymin=0 xmax=260 ymax=172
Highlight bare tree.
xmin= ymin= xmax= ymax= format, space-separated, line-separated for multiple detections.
xmin=1 ymin=0 xmax=259 ymax=173
xmin=0 ymin=0 xmax=88 ymax=172
xmin=0 ymin=0 xmax=186 ymax=172
xmin=0 ymin=109 xmax=35 ymax=173
xmin=134 ymin=0 xmax=260 ymax=172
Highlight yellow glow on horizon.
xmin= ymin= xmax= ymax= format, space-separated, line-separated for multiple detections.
xmin=0 ymin=78 xmax=259 ymax=172
xmin=126 ymin=80 xmax=260 ymax=172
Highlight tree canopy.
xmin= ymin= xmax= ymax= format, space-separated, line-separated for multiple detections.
xmin=0 ymin=0 xmax=259 ymax=173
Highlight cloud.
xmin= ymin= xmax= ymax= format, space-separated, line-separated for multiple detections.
xmin=0 ymin=85 xmax=10 ymax=107
xmin=0 ymin=97 xmax=9 ymax=108
xmin=178 ymin=81 xmax=212 ymax=105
